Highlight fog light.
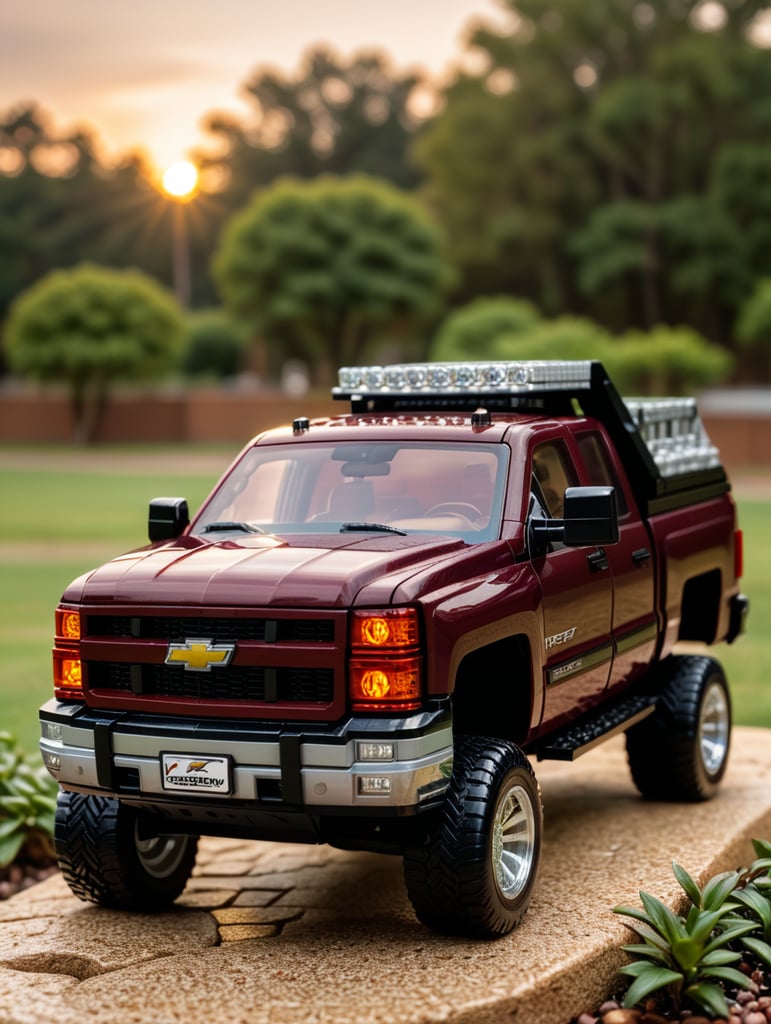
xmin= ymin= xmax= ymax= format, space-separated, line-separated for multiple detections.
xmin=43 ymin=751 xmax=61 ymax=772
xmin=357 ymin=742 xmax=395 ymax=762
xmin=42 ymin=722 xmax=64 ymax=742
xmin=357 ymin=776 xmax=392 ymax=796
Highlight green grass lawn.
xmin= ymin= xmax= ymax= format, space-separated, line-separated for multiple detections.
xmin=1 ymin=448 xmax=769 ymax=755
xmin=1 ymin=451 xmax=219 ymax=753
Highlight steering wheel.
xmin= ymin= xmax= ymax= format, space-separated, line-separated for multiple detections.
xmin=426 ymin=502 xmax=483 ymax=521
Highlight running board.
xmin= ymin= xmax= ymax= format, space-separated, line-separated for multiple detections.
xmin=535 ymin=692 xmax=658 ymax=762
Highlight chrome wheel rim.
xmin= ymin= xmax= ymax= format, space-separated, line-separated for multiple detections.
xmin=491 ymin=783 xmax=537 ymax=900
xmin=699 ymin=681 xmax=730 ymax=776
xmin=135 ymin=825 xmax=190 ymax=879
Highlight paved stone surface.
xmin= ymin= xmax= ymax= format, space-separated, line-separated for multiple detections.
xmin=0 ymin=728 xmax=769 ymax=1024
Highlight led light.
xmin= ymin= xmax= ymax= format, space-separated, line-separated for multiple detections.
xmin=359 ymin=670 xmax=390 ymax=699
xmin=455 ymin=364 xmax=477 ymax=387
xmin=352 ymin=608 xmax=419 ymax=650
xmin=429 ymin=366 xmax=451 ymax=388
xmin=357 ymin=742 xmax=395 ymax=762
xmin=385 ymin=367 xmax=407 ymax=389
xmin=53 ymin=652 xmax=83 ymax=693
xmin=357 ymin=776 xmax=392 ymax=795
xmin=43 ymin=751 xmax=61 ymax=772
xmin=56 ymin=609 xmax=81 ymax=640
xmin=42 ymin=721 xmax=64 ymax=742
xmin=405 ymin=366 xmax=426 ymax=388
xmin=350 ymin=657 xmax=421 ymax=709
xmin=335 ymin=360 xmax=594 ymax=396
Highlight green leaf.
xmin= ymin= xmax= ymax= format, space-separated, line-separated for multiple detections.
xmin=701 ymin=965 xmax=755 ymax=989
xmin=706 ymin=920 xmax=757 ymax=952
xmin=623 ymin=966 xmax=683 ymax=1008
xmin=683 ymin=982 xmax=729 ymax=1018
xmin=0 ymin=827 xmax=25 ymax=868
xmin=702 ymin=870 xmax=741 ymax=911
xmin=689 ymin=906 xmax=731 ymax=946
xmin=639 ymin=891 xmax=685 ymax=945
xmin=743 ymin=936 xmax=771 ymax=968
xmin=621 ymin=943 xmax=671 ymax=967
xmin=0 ymin=796 xmax=30 ymax=815
xmin=752 ymin=839 xmax=771 ymax=860
xmin=700 ymin=948 xmax=741 ymax=966
xmin=672 ymin=937 xmax=701 ymax=971
xmin=673 ymin=861 xmax=702 ymax=907
xmin=618 ymin=961 xmax=656 ymax=978
xmin=614 ymin=904 xmax=656 ymax=928
xmin=0 ymin=816 xmax=25 ymax=839
xmin=732 ymin=886 xmax=771 ymax=930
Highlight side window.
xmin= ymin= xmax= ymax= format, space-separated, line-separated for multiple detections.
xmin=531 ymin=441 xmax=578 ymax=519
xmin=575 ymin=432 xmax=628 ymax=516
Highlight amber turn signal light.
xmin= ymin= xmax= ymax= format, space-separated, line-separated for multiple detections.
xmin=351 ymin=608 xmax=419 ymax=650
xmin=350 ymin=656 xmax=422 ymax=712
xmin=53 ymin=606 xmax=84 ymax=700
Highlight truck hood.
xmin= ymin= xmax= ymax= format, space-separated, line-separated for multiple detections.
xmin=63 ymin=532 xmax=468 ymax=608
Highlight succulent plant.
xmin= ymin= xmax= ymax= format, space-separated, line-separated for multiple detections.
xmin=724 ymin=839 xmax=771 ymax=971
xmin=614 ymin=862 xmax=755 ymax=1018
xmin=0 ymin=732 xmax=58 ymax=868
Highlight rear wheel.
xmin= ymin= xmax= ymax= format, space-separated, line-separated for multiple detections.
xmin=403 ymin=737 xmax=542 ymax=938
xmin=626 ymin=655 xmax=731 ymax=801
xmin=55 ymin=791 xmax=198 ymax=910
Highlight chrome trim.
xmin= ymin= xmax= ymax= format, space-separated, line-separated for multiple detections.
xmin=40 ymin=701 xmax=453 ymax=811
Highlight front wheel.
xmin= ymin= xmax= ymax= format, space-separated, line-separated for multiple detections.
xmin=403 ymin=737 xmax=542 ymax=938
xmin=626 ymin=655 xmax=731 ymax=801
xmin=55 ymin=791 xmax=198 ymax=911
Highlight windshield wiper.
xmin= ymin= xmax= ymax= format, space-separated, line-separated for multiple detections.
xmin=202 ymin=521 xmax=265 ymax=534
xmin=340 ymin=522 xmax=407 ymax=536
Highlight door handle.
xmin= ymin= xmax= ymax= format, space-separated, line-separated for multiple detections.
xmin=587 ymin=547 xmax=609 ymax=572
xmin=632 ymin=548 xmax=651 ymax=565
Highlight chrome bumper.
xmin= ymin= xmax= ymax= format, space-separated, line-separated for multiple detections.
xmin=40 ymin=699 xmax=453 ymax=813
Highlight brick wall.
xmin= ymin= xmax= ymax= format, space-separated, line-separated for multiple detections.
xmin=1 ymin=387 xmax=770 ymax=470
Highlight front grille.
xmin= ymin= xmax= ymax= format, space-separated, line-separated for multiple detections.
xmin=89 ymin=663 xmax=334 ymax=704
xmin=88 ymin=615 xmax=334 ymax=644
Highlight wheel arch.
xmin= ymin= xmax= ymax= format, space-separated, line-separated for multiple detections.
xmin=678 ymin=568 xmax=722 ymax=644
xmin=451 ymin=634 xmax=534 ymax=745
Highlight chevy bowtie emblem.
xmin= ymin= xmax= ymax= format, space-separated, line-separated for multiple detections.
xmin=165 ymin=638 xmax=235 ymax=672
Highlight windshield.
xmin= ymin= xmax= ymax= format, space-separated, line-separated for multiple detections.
xmin=193 ymin=441 xmax=508 ymax=543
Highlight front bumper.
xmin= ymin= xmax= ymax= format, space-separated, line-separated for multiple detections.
xmin=39 ymin=699 xmax=453 ymax=817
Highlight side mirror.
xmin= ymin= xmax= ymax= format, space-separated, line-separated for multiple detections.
xmin=148 ymin=497 xmax=189 ymax=542
xmin=563 ymin=486 xmax=619 ymax=546
xmin=530 ymin=486 xmax=619 ymax=552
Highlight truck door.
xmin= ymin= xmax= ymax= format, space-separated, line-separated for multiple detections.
xmin=573 ymin=429 xmax=656 ymax=695
xmin=529 ymin=438 xmax=614 ymax=734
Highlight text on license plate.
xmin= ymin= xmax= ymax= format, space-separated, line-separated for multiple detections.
xmin=160 ymin=753 xmax=232 ymax=795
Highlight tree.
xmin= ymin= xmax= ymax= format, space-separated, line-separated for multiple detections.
xmin=213 ymin=176 xmax=454 ymax=384
xmin=4 ymin=263 xmax=183 ymax=442
xmin=0 ymin=104 xmax=224 ymax=323
xmin=429 ymin=296 xmax=732 ymax=394
xmin=414 ymin=0 xmax=771 ymax=353
xmin=735 ymin=278 xmax=771 ymax=380
xmin=200 ymin=47 xmax=431 ymax=214
xmin=430 ymin=296 xmax=541 ymax=360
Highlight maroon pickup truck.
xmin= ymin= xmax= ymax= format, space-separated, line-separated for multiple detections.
xmin=40 ymin=360 xmax=747 ymax=937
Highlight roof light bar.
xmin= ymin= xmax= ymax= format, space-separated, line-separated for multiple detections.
xmin=334 ymin=361 xmax=594 ymax=397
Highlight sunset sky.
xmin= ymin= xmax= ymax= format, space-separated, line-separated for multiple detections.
xmin=0 ymin=0 xmax=507 ymax=172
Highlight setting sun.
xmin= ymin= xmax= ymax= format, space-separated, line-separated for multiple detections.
xmin=161 ymin=160 xmax=199 ymax=200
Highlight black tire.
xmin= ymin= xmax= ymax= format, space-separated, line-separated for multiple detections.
xmin=55 ymin=791 xmax=198 ymax=911
xmin=626 ymin=655 xmax=731 ymax=801
xmin=403 ymin=737 xmax=542 ymax=938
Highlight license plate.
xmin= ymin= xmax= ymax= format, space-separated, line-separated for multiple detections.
xmin=160 ymin=753 xmax=232 ymax=796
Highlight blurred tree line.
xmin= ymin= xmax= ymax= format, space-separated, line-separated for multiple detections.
xmin=3 ymin=0 xmax=771 ymax=396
